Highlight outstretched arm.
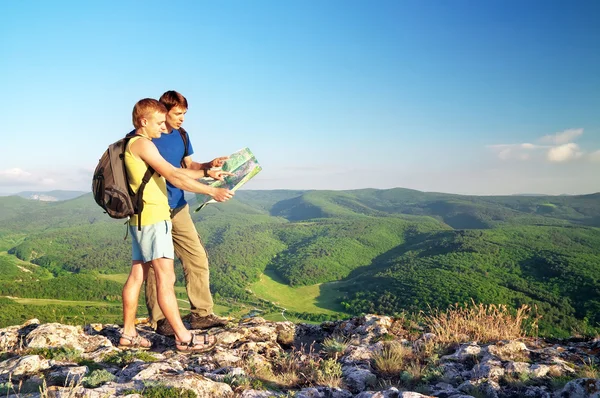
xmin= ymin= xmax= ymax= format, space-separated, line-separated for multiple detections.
xmin=183 ymin=156 xmax=229 ymax=171
xmin=178 ymin=168 xmax=233 ymax=181
xmin=132 ymin=139 xmax=234 ymax=202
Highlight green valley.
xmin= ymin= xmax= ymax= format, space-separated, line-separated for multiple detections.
xmin=0 ymin=188 xmax=599 ymax=337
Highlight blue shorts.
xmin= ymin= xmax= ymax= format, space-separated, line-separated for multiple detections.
xmin=130 ymin=220 xmax=175 ymax=262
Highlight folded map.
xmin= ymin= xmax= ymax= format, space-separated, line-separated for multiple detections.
xmin=194 ymin=147 xmax=262 ymax=211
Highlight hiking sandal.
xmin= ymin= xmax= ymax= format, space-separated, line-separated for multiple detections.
xmin=118 ymin=332 xmax=152 ymax=350
xmin=175 ymin=333 xmax=217 ymax=353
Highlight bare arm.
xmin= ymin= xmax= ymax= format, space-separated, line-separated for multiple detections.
xmin=184 ymin=156 xmax=229 ymax=171
xmin=178 ymin=167 xmax=234 ymax=181
xmin=183 ymin=156 xmax=208 ymax=171
xmin=131 ymin=139 xmax=233 ymax=201
xmin=178 ymin=168 xmax=207 ymax=180
xmin=182 ymin=156 xmax=198 ymax=169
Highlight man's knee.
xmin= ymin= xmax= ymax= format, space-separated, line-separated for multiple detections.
xmin=156 ymin=271 xmax=176 ymax=287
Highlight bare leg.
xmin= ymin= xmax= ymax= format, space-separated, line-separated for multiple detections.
xmin=121 ymin=260 xmax=151 ymax=346
xmin=152 ymin=257 xmax=217 ymax=350
xmin=151 ymin=257 xmax=193 ymax=343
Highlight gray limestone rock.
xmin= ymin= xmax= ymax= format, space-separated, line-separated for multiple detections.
xmin=48 ymin=365 xmax=89 ymax=384
xmin=0 ymin=355 xmax=51 ymax=381
xmin=557 ymin=378 xmax=600 ymax=398
xmin=343 ymin=366 xmax=377 ymax=393
xmin=238 ymin=389 xmax=283 ymax=397
xmin=26 ymin=323 xmax=111 ymax=352
xmin=2 ymin=316 xmax=600 ymax=398
xmin=441 ymin=343 xmax=482 ymax=362
xmin=470 ymin=358 xmax=504 ymax=379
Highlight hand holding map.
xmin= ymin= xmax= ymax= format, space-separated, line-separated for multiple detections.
xmin=195 ymin=147 xmax=262 ymax=211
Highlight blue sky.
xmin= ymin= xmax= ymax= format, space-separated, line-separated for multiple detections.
xmin=0 ymin=0 xmax=598 ymax=195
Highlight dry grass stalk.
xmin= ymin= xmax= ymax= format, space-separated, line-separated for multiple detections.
xmin=316 ymin=358 xmax=342 ymax=387
xmin=241 ymin=345 xmax=342 ymax=389
xmin=39 ymin=372 xmax=85 ymax=398
xmin=423 ymin=301 xmax=532 ymax=344
xmin=578 ymin=358 xmax=599 ymax=379
xmin=373 ymin=342 xmax=413 ymax=376
xmin=322 ymin=335 xmax=349 ymax=359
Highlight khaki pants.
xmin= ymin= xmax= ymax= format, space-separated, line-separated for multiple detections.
xmin=145 ymin=204 xmax=213 ymax=328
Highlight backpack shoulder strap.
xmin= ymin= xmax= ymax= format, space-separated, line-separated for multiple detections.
xmin=135 ymin=166 xmax=155 ymax=231
xmin=125 ymin=134 xmax=156 ymax=230
xmin=179 ymin=127 xmax=190 ymax=168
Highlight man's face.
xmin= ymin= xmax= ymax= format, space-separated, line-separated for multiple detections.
xmin=166 ymin=106 xmax=187 ymax=130
xmin=145 ymin=111 xmax=167 ymax=139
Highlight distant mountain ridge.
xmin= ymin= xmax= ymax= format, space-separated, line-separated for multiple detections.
xmin=4 ymin=188 xmax=594 ymax=203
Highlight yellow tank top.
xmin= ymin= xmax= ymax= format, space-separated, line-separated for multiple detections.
xmin=124 ymin=136 xmax=171 ymax=226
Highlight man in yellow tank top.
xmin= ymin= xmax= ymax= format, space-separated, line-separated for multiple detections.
xmin=119 ymin=98 xmax=234 ymax=352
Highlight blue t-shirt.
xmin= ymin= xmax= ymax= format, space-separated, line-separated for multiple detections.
xmin=153 ymin=129 xmax=195 ymax=209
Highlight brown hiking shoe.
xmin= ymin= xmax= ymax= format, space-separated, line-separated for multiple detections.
xmin=156 ymin=318 xmax=175 ymax=337
xmin=189 ymin=313 xmax=228 ymax=329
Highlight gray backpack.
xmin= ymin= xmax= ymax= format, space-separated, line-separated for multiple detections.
xmin=92 ymin=135 xmax=154 ymax=230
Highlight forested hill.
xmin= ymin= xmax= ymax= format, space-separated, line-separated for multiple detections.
xmin=1 ymin=188 xmax=599 ymax=336
xmin=231 ymin=189 xmax=600 ymax=228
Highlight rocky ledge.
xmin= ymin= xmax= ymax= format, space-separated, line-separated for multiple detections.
xmin=1 ymin=315 xmax=599 ymax=397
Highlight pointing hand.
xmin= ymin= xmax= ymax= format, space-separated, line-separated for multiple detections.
xmin=209 ymin=156 xmax=229 ymax=168
xmin=207 ymin=169 xmax=234 ymax=181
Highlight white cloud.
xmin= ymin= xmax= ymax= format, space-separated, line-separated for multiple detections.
xmin=520 ymin=143 xmax=537 ymax=149
xmin=489 ymin=128 xmax=589 ymax=164
xmin=0 ymin=168 xmax=33 ymax=179
xmin=540 ymin=128 xmax=583 ymax=145
xmin=547 ymin=143 xmax=583 ymax=163
xmin=487 ymin=143 xmax=543 ymax=161
xmin=0 ymin=168 xmax=37 ymax=187
xmin=589 ymin=150 xmax=600 ymax=162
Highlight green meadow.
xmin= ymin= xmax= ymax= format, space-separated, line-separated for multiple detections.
xmin=250 ymin=269 xmax=347 ymax=316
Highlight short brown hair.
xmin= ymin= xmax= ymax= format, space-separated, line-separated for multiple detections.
xmin=159 ymin=90 xmax=188 ymax=111
xmin=132 ymin=98 xmax=167 ymax=129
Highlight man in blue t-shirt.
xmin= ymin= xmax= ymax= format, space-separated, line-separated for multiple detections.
xmin=145 ymin=90 xmax=232 ymax=335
